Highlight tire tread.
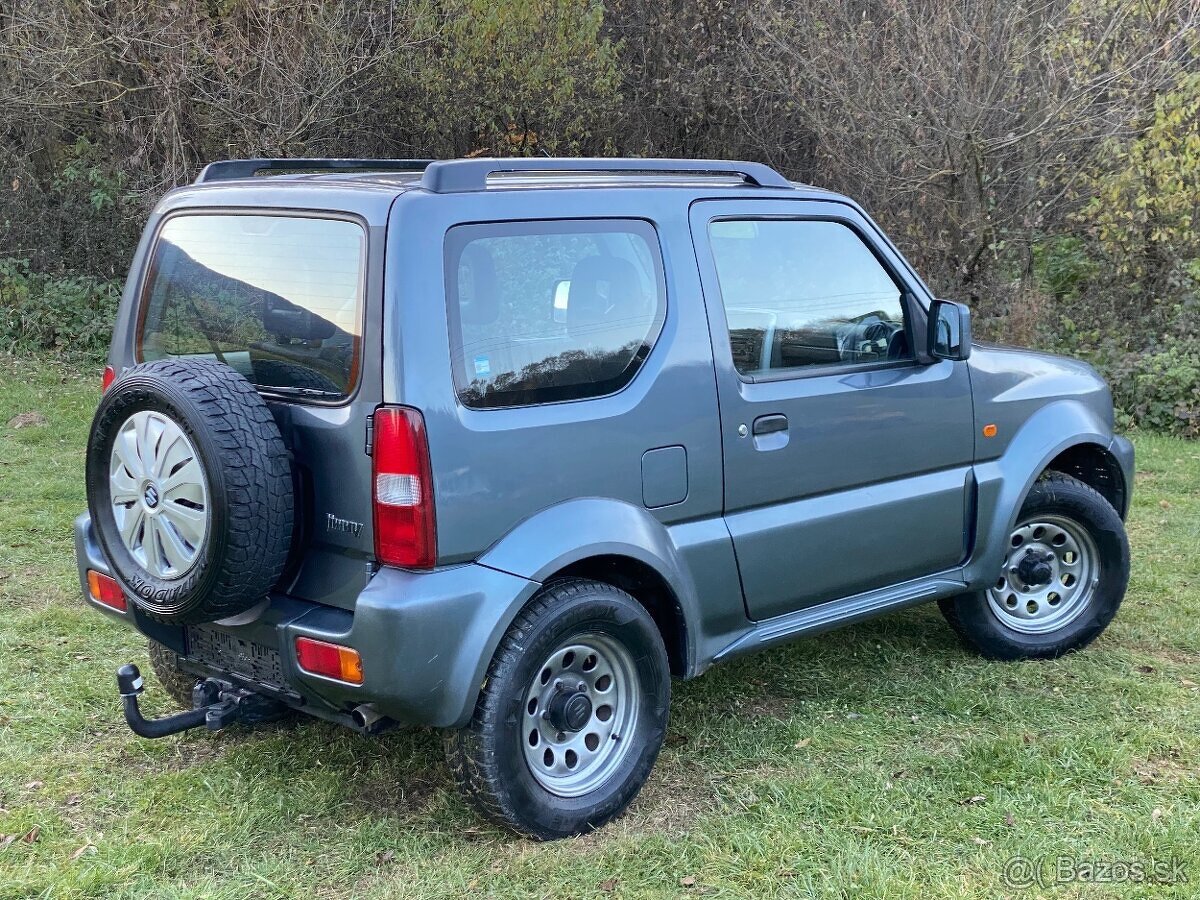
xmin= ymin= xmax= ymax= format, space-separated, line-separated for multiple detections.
xmin=87 ymin=358 xmax=293 ymax=624
xmin=939 ymin=471 xmax=1129 ymax=660
xmin=445 ymin=578 xmax=666 ymax=839
xmin=147 ymin=639 xmax=199 ymax=708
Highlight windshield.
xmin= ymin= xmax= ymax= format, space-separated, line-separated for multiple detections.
xmin=138 ymin=213 xmax=365 ymax=399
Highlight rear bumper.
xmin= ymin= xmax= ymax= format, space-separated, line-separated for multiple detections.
xmin=74 ymin=512 xmax=539 ymax=728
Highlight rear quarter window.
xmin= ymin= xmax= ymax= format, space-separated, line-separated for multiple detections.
xmin=138 ymin=213 xmax=365 ymax=399
xmin=445 ymin=219 xmax=666 ymax=409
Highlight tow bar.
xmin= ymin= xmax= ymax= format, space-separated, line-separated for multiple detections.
xmin=116 ymin=663 xmax=286 ymax=738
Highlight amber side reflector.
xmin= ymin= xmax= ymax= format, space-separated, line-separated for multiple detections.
xmin=982 ymin=423 xmax=998 ymax=438
xmin=295 ymin=637 xmax=364 ymax=685
xmin=87 ymin=570 xmax=127 ymax=612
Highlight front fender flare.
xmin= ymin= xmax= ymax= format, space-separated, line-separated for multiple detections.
xmin=966 ymin=399 xmax=1114 ymax=589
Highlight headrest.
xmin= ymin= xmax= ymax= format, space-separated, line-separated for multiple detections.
xmin=457 ymin=243 xmax=499 ymax=327
xmin=566 ymin=256 xmax=644 ymax=337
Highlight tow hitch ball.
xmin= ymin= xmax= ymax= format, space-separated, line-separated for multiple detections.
xmin=116 ymin=663 xmax=283 ymax=738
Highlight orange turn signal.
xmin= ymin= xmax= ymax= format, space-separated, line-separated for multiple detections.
xmin=982 ymin=423 xmax=998 ymax=438
xmin=87 ymin=570 xmax=127 ymax=612
xmin=294 ymin=637 xmax=363 ymax=685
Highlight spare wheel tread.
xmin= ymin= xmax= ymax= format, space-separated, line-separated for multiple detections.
xmin=176 ymin=363 xmax=290 ymax=618
xmin=88 ymin=358 xmax=293 ymax=624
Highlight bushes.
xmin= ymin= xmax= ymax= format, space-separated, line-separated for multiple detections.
xmin=0 ymin=0 xmax=624 ymax=277
xmin=1099 ymin=338 xmax=1200 ymax=439
xmin=0 ymin=0 xmax=1197 ymax=436
xmin=403 ymin=0 xmax=622 ymax=157
xmin=1069 ymin=71 xmax=1200 ymax=337
xmin=0 ymin=259 xmax=120 ymax=357
xmin=1 ymin=138 xmax=143 ymax=277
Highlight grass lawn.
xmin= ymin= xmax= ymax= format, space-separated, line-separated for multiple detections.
xmin=1 ymin=354 xmax=1197 ymax=899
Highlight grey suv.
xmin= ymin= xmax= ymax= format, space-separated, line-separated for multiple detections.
xmin=76 ymin=157 xmax=1133 ymax=839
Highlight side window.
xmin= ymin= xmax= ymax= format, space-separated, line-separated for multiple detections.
xmin=708 ymin=219 xmax=911 ymax=377
xmin=445 ymin=219 xmax=666 ymax=409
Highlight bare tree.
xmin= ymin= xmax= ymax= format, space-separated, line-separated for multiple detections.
xmin=741 ymin=0 xmax=1198 ymax=310
xmin=1 ymin=0 xmax=417 ymax=192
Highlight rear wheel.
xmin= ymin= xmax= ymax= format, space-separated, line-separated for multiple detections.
xmin=445 ymin=579 xmax=670 ymax=839
xmin=147 ymin=639 xmax=198 ymax=708
xmin=939 ymin=473 xmax=1129 ymax=660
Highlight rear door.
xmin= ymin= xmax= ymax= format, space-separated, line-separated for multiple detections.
xmin=690 ymin=199 xmax=975 ymax=620
xmin=133 ymin=206 xmax=383 ymax=609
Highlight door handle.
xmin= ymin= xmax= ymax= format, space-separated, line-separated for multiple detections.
xmin=752 ymin=414 xmax=788 ymax=436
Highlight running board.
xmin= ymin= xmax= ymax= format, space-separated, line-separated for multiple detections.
xmin=714 ymin=573 xmax=966 ymax=662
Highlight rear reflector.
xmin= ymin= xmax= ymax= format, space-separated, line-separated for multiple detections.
xmin=87 ymin=570 xmax=127 ymax=612
xmin=294 ymin=637 xmax=364 ymax=685
xmin=372 ymin=406 xmax=436 ymax=569
xmin=101 ymin=366 xmax=116 ymax=393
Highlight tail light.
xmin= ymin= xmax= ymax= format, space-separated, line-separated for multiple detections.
xmin=294 ymin=637 xmax=364 ymax=684
xmin=87 ymin=570 xmax=127 ymax=612
xmin=372 ymin=406 xmax=436 ymax=568
xmin=101 ymin=366 xmax=116 ymax=392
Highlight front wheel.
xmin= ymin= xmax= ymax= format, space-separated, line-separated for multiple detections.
xmin=445 ymin=579 xmax=670 ymax=839
xmin=939 ymin=472 xmax=1130 ymax=660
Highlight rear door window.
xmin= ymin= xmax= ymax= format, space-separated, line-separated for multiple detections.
xmin=444 ymin=219 xmax=666 ymax=409
xmin=138 ymin=213 xmax=365 ymax=399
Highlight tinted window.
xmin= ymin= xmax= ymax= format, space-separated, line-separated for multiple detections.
xmin=139 ymin=214 xmax=365 ymax=398
xmin=445 ymin=220 xmax=665 ymax=408
xmin=709 ymin=219 xmax=910 ymax=377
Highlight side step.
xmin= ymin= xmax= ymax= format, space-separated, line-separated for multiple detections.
xmin=116 ymin=664 xmax=287 ymax=738
xmin=714 ymin=573 xmax=968 ymax=663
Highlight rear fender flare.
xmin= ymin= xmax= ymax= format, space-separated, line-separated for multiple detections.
xmin=477 ymin=497 xmax=700 ymax=670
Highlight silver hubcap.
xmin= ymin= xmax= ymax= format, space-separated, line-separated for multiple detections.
xmin=109 ymin=410 xmax=209 ymax=580
xmin=988 ymin=515 xmax=1099 ymax=634
xmin=522 ymin=633 xmax=640 ymax=798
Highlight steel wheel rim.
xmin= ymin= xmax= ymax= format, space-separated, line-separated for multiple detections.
xmin=522 ymin=632 xmax=640 ymax=798
xmin=108 ymin=410 xmax=210 ymax=580
xmin=987 ymin=514 xmax=1099 ymax=635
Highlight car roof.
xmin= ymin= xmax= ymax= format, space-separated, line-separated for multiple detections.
xmin=177 ymin=157 xmax=845 ymax=201
xmin=152 ymin=159 xmax=856 ymax=229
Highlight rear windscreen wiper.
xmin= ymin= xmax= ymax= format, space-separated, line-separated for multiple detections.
xmin=262 ymin=385 xmax=341 ymax=399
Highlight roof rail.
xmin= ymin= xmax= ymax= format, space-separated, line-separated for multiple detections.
xmin=194 ymin=158 xmax=433 ymax=184
xmin=419 ymin=157 xmax=792 ymax=193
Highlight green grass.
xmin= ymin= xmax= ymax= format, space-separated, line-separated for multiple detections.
xmin=1 ymin=354 xmax=1198 ymax=899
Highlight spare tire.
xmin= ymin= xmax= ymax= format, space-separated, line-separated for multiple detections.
xmin=86 ymin=358 xmax=293 ymax=624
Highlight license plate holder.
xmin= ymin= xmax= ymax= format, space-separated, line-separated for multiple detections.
xmin=185 ymin=626 xmax=286 ymax=689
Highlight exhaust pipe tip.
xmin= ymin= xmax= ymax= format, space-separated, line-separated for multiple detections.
xmin=351 ymin=703 xmax=389 ymax=733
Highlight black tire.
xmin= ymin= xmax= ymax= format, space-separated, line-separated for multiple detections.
xmin=939 ymin=472 xmax=1130 ymax=660
xmin=445 ymin=579 xmax=670 ymax=840
xmin=147 ymin=639 xmax=199 ymax=708
xmin=86 ymin=358 xmax=293 ymax=625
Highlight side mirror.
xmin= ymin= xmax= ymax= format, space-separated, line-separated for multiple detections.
xmin=552 ymin=280 xmax=570 ymax=324
xmin=928 ymin=299 xmax=971 ymax=361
